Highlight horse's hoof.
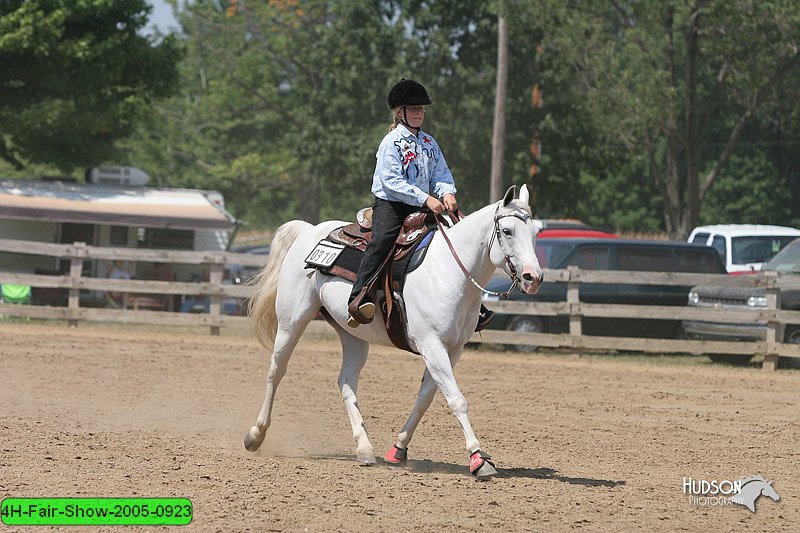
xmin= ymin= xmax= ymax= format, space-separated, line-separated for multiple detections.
xmin=357 ymin=449 xmax=377 ymax=465
xmin=474 ymin=461 xmax=498 ymax=479
xmin=384 ymin=446 xmax=408 ymax=464
xmin=243 ymin=426 xmax=265 ymax=452
xmin=469 ymin=450 xmax=497 ymax=479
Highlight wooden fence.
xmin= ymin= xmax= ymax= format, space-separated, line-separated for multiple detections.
xmin=0 ymin=238 xmax=266 ymax=335
xmin=477 ymin=265 xmax=800 ymax=371
xmin=2 ymin=238 xmax=799 ymax=370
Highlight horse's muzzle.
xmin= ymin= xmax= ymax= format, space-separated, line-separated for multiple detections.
xmin=520 ymin=267 xmax=543 ymax=294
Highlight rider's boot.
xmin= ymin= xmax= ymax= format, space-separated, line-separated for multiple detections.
xmin=347 ymin=292 xmax=375 ymax=328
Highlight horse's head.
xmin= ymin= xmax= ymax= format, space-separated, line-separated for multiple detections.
xmin=762 ymin=480 xmax=780 ymax=502
xmin=490 ymin=185 xmax=544 ymax=295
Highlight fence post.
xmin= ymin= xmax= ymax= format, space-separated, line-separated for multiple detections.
xmin=763 ymin=270 xmax=781 ymax=372
xmin=208 ymin=257 xmax=224 ymax=336
xmin=567 ymin=265 xmax=582 ymax=338
xmin=68 ymin=242 xmax=86 ymax=328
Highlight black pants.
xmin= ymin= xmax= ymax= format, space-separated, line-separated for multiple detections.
xmin=349 ymin=197 xmax=418 ymax=303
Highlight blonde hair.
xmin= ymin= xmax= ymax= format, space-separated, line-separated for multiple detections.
xmin=388 ymin=106 xmax=401 ymax=132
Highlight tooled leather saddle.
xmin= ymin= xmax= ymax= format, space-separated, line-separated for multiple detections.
xmin=328 ymin=208 xmax=437 ymax=261
xmin=307 ymin=207 xmax=443 ymax=353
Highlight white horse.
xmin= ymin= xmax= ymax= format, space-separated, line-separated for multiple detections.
xmin=244 ymin=185 xmax=543 ymax=477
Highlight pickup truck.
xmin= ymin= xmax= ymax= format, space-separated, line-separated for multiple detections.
xmin=683 ymin=237 xmax=800 ymax=367
xmin=687 ymin=224 xmax=800 ymax=274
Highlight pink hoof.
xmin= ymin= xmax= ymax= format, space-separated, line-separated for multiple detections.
xmin=384 ymin=446 xmax=408 ymax=464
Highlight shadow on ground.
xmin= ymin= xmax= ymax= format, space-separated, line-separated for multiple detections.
xmin=310 ymin=453 xmax=625 ymax=487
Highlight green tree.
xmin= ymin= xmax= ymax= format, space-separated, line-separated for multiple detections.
xmin=539 ymin=0 xmax=800 ymax=238
xmin=700 ymin=151 xmax=791 ymax=225
xmin=0 ymin=0 xmax=181 ymax=172
xmin=129 ymin=1 xmax=555 ymax=224
xmin=132 ymin=0 xmax=399 ymax=225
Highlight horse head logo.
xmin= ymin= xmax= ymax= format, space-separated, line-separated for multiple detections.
xmin=730 ymin=476 xmax=780 ymax=513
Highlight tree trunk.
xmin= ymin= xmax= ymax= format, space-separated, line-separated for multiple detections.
xmin=664 ymin=133 xmax=683 ymax=239
xmin=490 ymin=11 xmax=509 ymax=202
xmin=297 ymin=173 xmax=321 ymax=223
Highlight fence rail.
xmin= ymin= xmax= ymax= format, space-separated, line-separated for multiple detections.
xmin=1 ymin=238 xmax=798 ymax=370
xmin=0 ymin=238 xmax=266 ymax=335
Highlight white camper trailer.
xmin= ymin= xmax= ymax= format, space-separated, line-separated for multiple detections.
xmin=0 ymin=178 xmax=238 ymax=284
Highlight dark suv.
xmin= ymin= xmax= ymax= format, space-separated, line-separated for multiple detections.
xmin=483 ymin=238 xmax=726 ymax=350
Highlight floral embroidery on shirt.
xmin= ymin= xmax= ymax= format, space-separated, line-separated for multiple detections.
xmin=396 ymin=138 xmax=418 ymax=170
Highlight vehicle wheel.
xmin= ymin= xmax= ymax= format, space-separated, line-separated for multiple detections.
xmin=672 ymin=323 xmax=688 ymax=340
xmin=707 ymin=354 xmax=753 ymax=365
xmin=673 ymin=324 xmax=704 ymax=356
xmin=780 ymin=326 xmax=800 ymax=369
xmin=506 ymin=316 xmax=544 ymax=353
xmin=783 ymin=325 xmax=800 ymax=344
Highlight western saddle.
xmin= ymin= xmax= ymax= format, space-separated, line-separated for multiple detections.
xmin=327 ymin=207 xmax=438 ymax=261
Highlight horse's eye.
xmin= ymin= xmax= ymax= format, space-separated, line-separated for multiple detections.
xmin=502 ymin=228 xmax=512 ymax=237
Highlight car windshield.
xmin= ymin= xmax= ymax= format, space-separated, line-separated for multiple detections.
xmin=730 ymin=235 xmax=798 ymax=265
xmin=764 ymin=238 xmax=800 ymax=273
xmin=534 ymin=241 xmax=575 ymax=269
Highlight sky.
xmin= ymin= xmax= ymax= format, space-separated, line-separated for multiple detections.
xmin=146 ymin=0 xmax=181 ymax=35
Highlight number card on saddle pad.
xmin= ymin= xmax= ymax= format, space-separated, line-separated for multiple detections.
xmin=305 ymin=241 xmax=345 ymax=269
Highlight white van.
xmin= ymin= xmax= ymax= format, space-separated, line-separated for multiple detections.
xmin=687 ymin=224 xmax=800 ymax=274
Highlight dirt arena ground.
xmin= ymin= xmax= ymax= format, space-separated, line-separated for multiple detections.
xmin=1 ymin=321 xmax=798 ymax=532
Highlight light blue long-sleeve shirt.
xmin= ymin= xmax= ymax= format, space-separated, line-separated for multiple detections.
xmin=371 ymin=123 xmax=457 ymax=206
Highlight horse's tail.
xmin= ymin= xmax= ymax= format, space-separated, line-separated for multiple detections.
xmin=248 ymin=220 xmax=312 ymax=352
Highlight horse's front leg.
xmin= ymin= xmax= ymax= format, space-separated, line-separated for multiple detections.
xmin=385 ymin=348 xmax=463 ymax=463
xmin=418 ymin=341 xmax=497 ymax=478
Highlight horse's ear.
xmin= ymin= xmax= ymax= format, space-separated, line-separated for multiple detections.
xmin=502 ymin=185 xmax=516 ymax=206
xmin=519 ymin=184 xmax=530 ymax=206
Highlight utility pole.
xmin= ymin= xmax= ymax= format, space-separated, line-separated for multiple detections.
xmin=490 ymin=11 xmax=508 ymax=202
xmin=530 ymin=43 xmax=543 ymax=181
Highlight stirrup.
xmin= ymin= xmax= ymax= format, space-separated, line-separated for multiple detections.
xmin=475 ymin=306 xmax=495 ymax=332
xmin=347 ymin=301 xmax=375 ymax=328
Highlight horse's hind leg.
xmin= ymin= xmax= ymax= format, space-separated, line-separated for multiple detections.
xmin=333 ymin=327 xmax=375 ymax=464
xmin=384 ymin=368 xmax=436 ymax=464
xmin=244 ymin=298 xmax=319 ymax=452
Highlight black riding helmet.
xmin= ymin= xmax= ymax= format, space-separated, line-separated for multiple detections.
xmin=387 ymin=78 xmax=432 ymax=109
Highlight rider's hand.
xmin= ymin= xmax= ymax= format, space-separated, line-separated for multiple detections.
xmin=425 ymin=195 xmax=445 ymax=214
xmin=442 ymin=193 xmax=458 ymax=212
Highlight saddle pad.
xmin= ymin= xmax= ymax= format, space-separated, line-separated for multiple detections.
xmin=306 ymin=229 xmax=436 ymax=289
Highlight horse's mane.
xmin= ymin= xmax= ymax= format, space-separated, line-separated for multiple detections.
xmin=738 ymin=475 xmax=767 ymax=486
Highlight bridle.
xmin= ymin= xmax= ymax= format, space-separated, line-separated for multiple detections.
xmin=435 ymin=205 xmax=533 ymax=298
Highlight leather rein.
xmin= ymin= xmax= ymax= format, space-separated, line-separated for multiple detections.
xmin=435 ymin=206 xmax=531 ymax=298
